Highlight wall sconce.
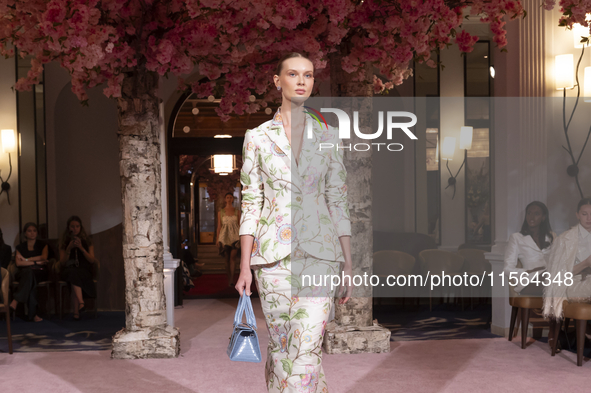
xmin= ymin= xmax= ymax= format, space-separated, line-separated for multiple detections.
xmin=585 ymin=67 xmax=591 ymax=103
xmin=573 ymin=23 xmax=591 ymax=48
xmin=555 ymin=54 xmax=574 ymax=90
xmin=554 ymin=46 xmax=591 ymax=198
xmin=442 ymin=127 xmax=473 ymax=199
xmin=460 ymin=126 xmax=473 ymax=150
xmin=211 ymin=154 xmax=235 ymax=175
xmin=0 ymin=129 xmax=16 ymax=204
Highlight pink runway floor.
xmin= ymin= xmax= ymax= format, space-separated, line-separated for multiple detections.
xmin=1 ymin=298 xmax=590 ymax=393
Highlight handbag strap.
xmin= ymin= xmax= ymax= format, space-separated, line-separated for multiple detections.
xmin=234 ymin=293 xmax=257 ymax=330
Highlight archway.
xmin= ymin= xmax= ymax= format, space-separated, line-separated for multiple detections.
xmin=166 ymin=92 xmax=278 ymax=299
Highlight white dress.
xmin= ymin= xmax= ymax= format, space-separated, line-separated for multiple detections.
xmin=218 ymin=208 xmax=239 ymax=247
xmin=503 ymin=232 xmax=554 ymax=293
xmin=543 ymin=225 xmax=591 ymax=319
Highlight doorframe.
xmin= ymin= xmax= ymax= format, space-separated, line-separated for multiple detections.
xmin=166 ymin=92 xmax=243 ymax=260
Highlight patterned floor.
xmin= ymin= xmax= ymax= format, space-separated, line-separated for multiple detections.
xmin=374 ymin=303 xmax=499 ymax=341
xmin=0 ymin=311 xmax=125 ymax=353
xmin=1 ymin=302 xmax=497 ymax=353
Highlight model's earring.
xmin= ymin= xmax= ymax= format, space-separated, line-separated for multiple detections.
xmin=277 ymin=86 xmax=281 ymax=91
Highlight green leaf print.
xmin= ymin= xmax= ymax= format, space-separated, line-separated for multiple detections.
xmin=339 ymin=171 xmax=346 ymax=183
xmin=265 ymin=154 xmax=272 ymax=164
xmin=261 ymin=239 xmax=271 ymax=255
xmin=279 ymin=313 xmax=291 ymax=321
xmin=319 ymin=214 xmax=332 ymax=225
xmin=240 ymin=171 xmax=251 ymax=186
xmin=281 ymin=359 xmax=293 ymax=376
xmin=288 ymin=333 xmax=293 ymax=349
xmin=286 ymin=275 xmax=302 ymax=289
xmin=292 ymin=308 xmax=309 ymax=320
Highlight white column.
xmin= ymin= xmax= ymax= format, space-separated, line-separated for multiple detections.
xmin=488 ymin=2 xmax=548 ymax=336
xmin=160 ymin=102 xmax=180 ymax=327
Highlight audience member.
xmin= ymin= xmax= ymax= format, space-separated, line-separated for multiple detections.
xmin=0 ymin=227 xmax=12 ymax=269
xmin=181 ymin=240 xmax=204 ymax=278
xmin=543 ymin=197 xmax=591 ymax=320
xmin=11 ymin=222 xmax=49 ymax=322
xmin=58 ymin=216 xmax=97 ymax=320
xmin=504 ymin=201 xmax=555 ymax=295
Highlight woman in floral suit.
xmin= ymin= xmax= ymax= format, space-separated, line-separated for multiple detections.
xmin=235 ymin=52 xmax=353 ymax=393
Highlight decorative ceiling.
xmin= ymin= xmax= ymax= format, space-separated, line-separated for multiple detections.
xmin=172 ymin=95 xmax=279 ymax=138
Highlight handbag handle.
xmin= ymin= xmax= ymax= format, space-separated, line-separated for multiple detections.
xmin=234 ymin=293 xmax=257 ymax=330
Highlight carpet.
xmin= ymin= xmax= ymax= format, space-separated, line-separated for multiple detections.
xmin=2 ymin=299 xmax=591 ymax=393
xmin=183 ymin=273 xmax=258 ymax=299
xmin=0 ymin=312 xmax=125 ymax=353
xmin=374 ymin=303 xmax=499 ymax=341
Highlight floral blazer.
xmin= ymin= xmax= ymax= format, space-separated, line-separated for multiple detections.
xmin=239 ymin=109 xmax=351 ymax=266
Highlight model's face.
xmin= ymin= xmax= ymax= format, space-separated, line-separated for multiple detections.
xmin=25 ymin=226 xmax=37 ymax=240
xmin=274 ymin=57 xmax=314 ymax=104
xmin=577 ymin=205 xmax=591 ymax=231
xmin=525 ymin=205 xmax=545 ymax=230
xmin=69 ymin=221 xmax=81 ymax=236
xmin=225 ymin=195 xmax=234 ymax=204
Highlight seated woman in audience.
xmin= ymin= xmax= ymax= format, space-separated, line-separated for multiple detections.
xmin=11 ymin=222 xmax=49 ymax=322
xmin=543 ymin=197 xmax=591 ymax=320
xmin=58 ymin=216 xmax=97 ymax=320
xmin=504 ymin=201 xmax=555 ymax=296
xmin=0 ymin=227 xmax=12 ymax=269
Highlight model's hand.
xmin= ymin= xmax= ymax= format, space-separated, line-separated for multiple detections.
xmin=338 ymin=265 xmax=353 ymax=304
xmin=235 ymin=269 xmax=252 ymax=296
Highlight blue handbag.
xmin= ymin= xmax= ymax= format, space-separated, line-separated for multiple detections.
xmin=227 ymin=293 xmax=262 ymax=362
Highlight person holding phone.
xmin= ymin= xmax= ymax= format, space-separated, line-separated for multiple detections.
xmin=59 ymin=216 xmax=97 ymax=320
xmin=12 ymin=222 xmax=49 ymax=322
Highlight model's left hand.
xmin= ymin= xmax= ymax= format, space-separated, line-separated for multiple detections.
xmin=338 ymin=265 xmax=353 ymax=304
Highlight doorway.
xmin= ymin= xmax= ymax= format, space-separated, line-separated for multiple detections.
xmin=167 ymin=92 xmax=277 ymax=299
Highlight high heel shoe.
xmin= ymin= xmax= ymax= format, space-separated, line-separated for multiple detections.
xmin=78 ymin=303 xmax=86 ymax=314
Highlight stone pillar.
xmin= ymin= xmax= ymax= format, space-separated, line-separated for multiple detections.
xmin=323 ymin=53 xmax=391 ymax=354
xmin=111 ymin=70 xmax=180 ymax=359
xmin=488 ymin=2 xmax=548 ymax=337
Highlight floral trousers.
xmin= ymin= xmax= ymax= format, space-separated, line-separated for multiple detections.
xmin=254 ymin=247 xmax=341 ymax=393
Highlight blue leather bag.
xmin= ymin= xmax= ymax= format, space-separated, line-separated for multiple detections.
xmin=227 ymin=293 xmax=262 ymax=362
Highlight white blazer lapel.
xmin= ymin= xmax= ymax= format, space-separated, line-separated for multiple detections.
xmin=297 ymin=114 xmax=321 ymax=177
xmin=264 ymin=111 xmax=292 ymax=164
